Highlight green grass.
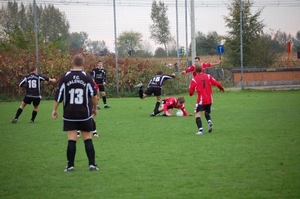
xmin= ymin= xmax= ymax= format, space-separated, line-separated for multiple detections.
xmin=0 ymin=89 xmax=300 ymax=199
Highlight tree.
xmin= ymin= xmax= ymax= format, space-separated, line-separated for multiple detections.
xmin=251 ymin=33 xmax=279 ymax=67
xmin=154 ymin=47 xmax=167 ymax=57
xmin=0 ymin=1 xmax=70 ymax=51
xmin=272 ymin=30 xmax=293 ymax=53
xmin=223 ymin=0 xmax=265 ymax=67
xmin=195 ymin=31 xmax=221 ymax=56
xmin=86 ymin=40 xmax=109 ymax=56
xmin=293 ymin=31 xmax=300 ymax=51
xmin=135 ymin=40 xmax=153 ymax=58
xmin=117 ymin=31 xmax=143 ymax=57
xmin=39 ymin=4 xmax=70 ymax=44
xmin=69 ymin=32 xmax=88 ymax=53
xmin=150 ymin=0 xmax=171 ymax=53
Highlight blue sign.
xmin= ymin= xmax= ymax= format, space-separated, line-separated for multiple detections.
xmin=216 ymin=44 xmax=224 ymax=54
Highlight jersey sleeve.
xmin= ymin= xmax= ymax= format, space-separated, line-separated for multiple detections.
xmin=181 ymin=106 xmax=189 ymax=116
xmin=185 ymin=65 xmax=195 ymax=73
xmin=188 ymin=79 xmax=196 ymax=96
xmin=209 ymin=75 xmax=223 ymax=90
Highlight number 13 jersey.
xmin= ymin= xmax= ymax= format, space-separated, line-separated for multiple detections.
xmin=54 ymin=69 xmax=97 ymax=121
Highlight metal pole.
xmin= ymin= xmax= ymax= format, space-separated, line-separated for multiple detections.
xmin=190 ymin=0 xmax=196 ymax=64
xmin=185 ymin=0 xmax=190 ymax=85
xmin=33 ymin=0 xmax=39 ymax=73
xmin=185 ymin=0 xmax=188 ymax=69
xmin=240 ymin=0 xmax=244 ymax=88
xmin=113 ymin=0 xmax=119 ymax=96
xmin=176 ymin=0 xmax=180 ymax=75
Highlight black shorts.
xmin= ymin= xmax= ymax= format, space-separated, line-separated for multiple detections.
xmin=144 ymin=87 xmax=161 ymax=96
xmin=98 ymin=84 xmax=105 ymax=92
xmin=161 ymin=99 xmax=173 ymax=110
xmin=23 ymin=96 xmax=41 ymax=107
xmin=196 ymin=104 xmax=211 ymax=113
xmin=63 ymin=118 xmax=93 ymax=132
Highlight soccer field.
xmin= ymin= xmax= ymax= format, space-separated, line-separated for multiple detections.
xmin=0 ymin=89 xmax=300 ymax=199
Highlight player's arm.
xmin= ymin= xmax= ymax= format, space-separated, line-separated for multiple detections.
xmin=182 ymin=65 xmax=195 ymax=74
xmin=49 ymin=78 xmax=57 ymax=83
xmin=180 ymin=106 xmax=193 ymax=116
xmin=210 ymin=76 xmax=224 ymax=92
xmin=103 ymin=70 xmax=107 ymax=85
xmin=91 ymin=95 xmax=98 ymax=117
xmin=210 ymin=60 xmax=222 ymax=67
xmin=52 ymin=101 xmax=60 ymax=119
xmin=188 ymin=79 xmax=196 ymax=96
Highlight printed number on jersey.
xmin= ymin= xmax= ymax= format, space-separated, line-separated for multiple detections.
xmin=69 ymin=88 xmax=83 ymax=104
xmin=28 ymin=80 xmax=37 ymax=88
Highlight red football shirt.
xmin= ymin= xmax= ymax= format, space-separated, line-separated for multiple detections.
xmin=163 ymin=97 xmax=189 ymax=116
xmin=189 ymin=73 xmax=223 ymax=105
xmin=185 ymin=62 xmax=212 ymax=77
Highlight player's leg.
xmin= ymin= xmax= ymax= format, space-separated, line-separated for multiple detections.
xmin=204 ymin=104 xmax=213 ymax=133
xmin=11 ymin=98 xmax=28 ymax=123
xmin=153 ymin=101 xmax=165 ymax=116
xmin=64 ymin=128 xmax=78 ymax=172
xmin=100 ymin=85 xmax=110 ymax=108
xmin=80 ymin=119 xmax=98 ymax=171
xmin=152 ymin=88 xmax=162 ymax=114
xmin=30 ymin=98 xmax=40 ymax=123
xmin=195 ymin=104 xmax=204 ymax=135
xmin=92 ymin=118 xmax=98 ymax=138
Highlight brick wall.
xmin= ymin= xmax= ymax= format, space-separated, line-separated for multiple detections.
xmin=231 ymin=68 xmax=300 ymax=87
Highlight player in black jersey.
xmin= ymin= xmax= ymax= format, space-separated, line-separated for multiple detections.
xmin=52 ymin=54 xmax=99 ymax=172
xmin=11 ymin=66 xmax=56 ymax=123
xmin=90 ymin=60 xmax=110 ymax=109
xmin=134 ymin=71 xmax=175 ymax=116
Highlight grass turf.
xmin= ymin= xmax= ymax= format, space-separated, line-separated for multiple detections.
xmin=0 ymin=89 xmax=299 ymax=199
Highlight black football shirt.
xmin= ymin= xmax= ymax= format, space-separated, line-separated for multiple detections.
xmin=55 ymin=70 xmax=97 ymax=121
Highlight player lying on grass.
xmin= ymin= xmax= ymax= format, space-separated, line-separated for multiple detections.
xmin=151 ymin=97 xmax=193 ymax=117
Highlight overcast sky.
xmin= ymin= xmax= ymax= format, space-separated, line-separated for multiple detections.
xmin=16 ymin=0 xmax=300 ymax=52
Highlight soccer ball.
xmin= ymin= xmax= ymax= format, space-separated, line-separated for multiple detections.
xmin=176 ymin=110 xmax=183 ymax=117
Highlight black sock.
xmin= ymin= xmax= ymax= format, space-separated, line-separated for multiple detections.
xmin=205 ymin=112 xmax=211 ymax=122
xmin=102 ymin=96 xmax=107 ymax=105
xmin=84 ymin=139 xmax=95 ymax=166
xmin=154 ymin=110 xmax=162 ymax=115
xmin=14 ymin=108 xmax=23 ymax=119
xmin=92 ymin=118 xmax=96 ymax=132
xmin=196 ymin=117 xmax=202 ymax=130
xmin=154 ymin=102 xmax=160 ymax=112
xmin=138 ymin=88 xmax=143 ymax=98
xmin=31 ymin=110 xmax=37 ymax=121
xmin=67 ymin=140 xmax=76 ymax=167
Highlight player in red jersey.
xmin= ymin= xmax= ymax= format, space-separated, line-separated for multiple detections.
xmin=189 ymin=62 xmax=224 ymax=135
xmin=152 ymin=97 xmax=193 ymax=117
xmin=181 ymin=56 xmax=222 ymax=77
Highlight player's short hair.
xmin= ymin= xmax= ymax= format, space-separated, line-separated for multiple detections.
xmin=29 ymin=66 xmax=36 ymax=72
xmin=97 ymin=60 xmax=102 ymax=63
xmin=195 ymin=56 xmax=200 ymax=61
xmin=178 ymin=97 xmax=185 ymax=104
xmin=73 ymin=54 xmax=84 ymax=66
xmin=156 ymin=71 xmax=163 ymax=75
xmin=195 ymin=62 xmax=202 ymax=73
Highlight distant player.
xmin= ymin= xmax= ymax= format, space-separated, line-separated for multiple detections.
xmin=11 ymin=66 xmax=56 ymax=123
xmin=134 ymin=71 xmax=175 ymax=116
xmin=182 ymin=56 xmax=222 ymax=77
xmin=152 ymin=96 xmax=193 ymax=117
xmin=189 ymin=62 xmax=224 ymax=135
xmin=90 ymin=60 xmax=110 ymax=109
